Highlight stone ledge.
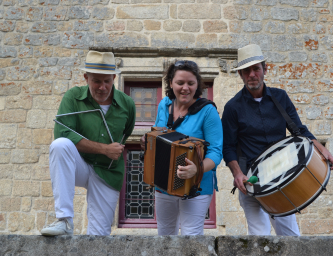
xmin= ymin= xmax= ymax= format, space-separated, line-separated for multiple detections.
xmin=2 ymin=235 xmax=333 ymax=255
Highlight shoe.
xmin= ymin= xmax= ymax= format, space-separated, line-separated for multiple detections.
xmin=41 ymin=218 xmax=73 ymax=236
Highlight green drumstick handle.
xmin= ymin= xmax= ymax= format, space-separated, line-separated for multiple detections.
xmin=245 ymin=176 xmax=258 ymax=184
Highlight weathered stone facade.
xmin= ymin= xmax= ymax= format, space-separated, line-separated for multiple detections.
xmin=0 ymin=0 xmax=332 ymax=237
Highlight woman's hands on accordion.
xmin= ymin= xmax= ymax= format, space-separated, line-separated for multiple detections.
xmin=177 ymin=158 xmax=197 ymax=179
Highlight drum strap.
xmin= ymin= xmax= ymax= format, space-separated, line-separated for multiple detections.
xmin=270 ymin=95 xmax=301 ymax=136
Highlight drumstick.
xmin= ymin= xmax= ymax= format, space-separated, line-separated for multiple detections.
xmin=244 ymin=176 xmax=258 ymax=184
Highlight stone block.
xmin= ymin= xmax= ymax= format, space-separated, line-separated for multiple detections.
xmin=44 ymin=6 xmax=68 ymax=21
xmin=196 ymin=34 xmax=217 ymax=48
xmin=33 ymin=95 xmax=62 ymax=110
xmin=40 ymin=66 xmax=72 ymax=80
xmin=31 ymin=22 xmax=57 ymax=33
xmin=36 ymin=211 xmax=46 ymax=230
xmin=0 ymin=46 xmax=17 ymax=58
xmin=73 ymin=195 xmax=85 ymax=212
xmin=26 ymin=7 xmax=43 ymax=21
xmin=0 ymin=150 xmax=11 ymax=164
xmin=0 ymin=82 xmax=21 ymax=96
xmin=293 ymin=94 xmax=311 ymax=104
xmin=16 ymin=22 xmax=30 ymax=33
xmin=163 ymin=20 xmax=181 ymax=32
xmin=170 ymin=4 xmax=177 ymax=18
xmin=305 ymin=106 xmax=322 ymax=119
xmin=310 ymin=0 xmax=328 ymax=7
xmin=41 ymin=181 xmax=53 ymax=197
xmin=314 ymin=23 xmax=326 ymax=34
xmin=285 ymin=80 xmax=314 ymax=93
xmin=203 ymin=21 xmax=227 ymax=33
xmin=250 ymin=6 xmax=270 ymax=20
xmin=34 ymin=46 xmax=53 ymax=57
xmin=243 ymin=21 xmax=262 ymax=32
xmin=14 ymin=164 xmax=32 ymax=180
xmin=62 ymin=32 xmax=94 ymax=49
xmin=26 ymin=109 xmax=47 ymax=128
xmin=219 ymin=34 xmax=250 ymax=49
xmin=229 ymin=21 xmax=242 ymax=33
xmin=57 ymin=21 xmax=73 ymax=31
xmin=73 ymin=21 xmax=103 ymax=32
xmin=24 ymin=34 xmax=43 ymax=46
xmin=324 ymin=107 xmax=333 ymax=119
xmin=273 ymin=35 xmax=302 ymax=51
xmin=164 ymin=0 xmax=193 ymax=2
xmin=105 ymin=21 xmax=125 ymax=31
xmin=23 ymin=81 xmax=52 ymax=95
xmin=5 ymin=7 xmax=24 ymax=20
xmin=250 ymin=34 xmax=272 ymax=51
xmin=143 ymin=20 xmax=161 ymax=30
xmin=0 ymin=21 xmax=15 ymax=32
xmin=33 ymin=129 xmax=52 ymax=145
xmin=0 ymin=179 xmax=13 ymax=195
xmin=53 ymin=80 xmax=69 ymax=94
xmin=33 ymin=198 xmax=54 ymax=211
xmin=280 ymin=0 xmax=310 ymax=7
xmin=312 ymin=94 xmax=329 ymax=105
xmin=151 ymin=32 xmax=195 ymax=48
xmin=314 ymin=120 xmax=331 ymax=135
xmin=31 ymin=165 xmax=50 ymax=180
xmin=233 ymin=0 xmax=251 ymax=4
xmin=11 ymin=149 xmax=40 ymax=164
xmin=1 ymin=109 xmax=26 ymax=123
xmin=16 ymin=128 xmax=33 ymax=148
xmin=58 ymin=57 xmax=80 ymax=66
xmin=46 ymin=109 xmax=58 ymax=128
xmin=301 ymin=8 xmax=317 ymax=22
xmin=7 ymin=66 xmax=36 ymax=81
xmin=304 ymin=35 xmax=319 ymax=50
xmin=89 ymin=0 xmax=109 ymax=4
xmin=44 ymin=34 xmax=61 ymax=46
xmin=288 ymin=23 xmax=310 ymax=34
xmin=95 ymin=32 xmax=149 ymax=47
xmin=289 ymin=51 xmax=308 ymax=62
xmin=53 ymin=48 xmax=71 ymax=57
xmin=19 ymin=46 xmax=33 ymax=58
xmin=264 ymin=21 xmax=286 ymax=34
xmin=316 ymin=79 xmax=333 ymax=92
xmin=68 ymin=6 xmax=91 ymax=19
xmin=92 ymin=7 xmax=114 ymax=19
xmin=8 ymin=212 xmax=35 ymax=232
xmin=6 ymin=95 xmax=33 ymax=110
xmin=178 ymin=4 xmax=221 ymax=19
xmin=4 ymin=33 xmax=23 ymax=46
xmin=302 ymin=219 xmax=333 ymax=234
xmin=3 ymin=0 xmax=15 ymax=5
xmin=182 ymin=20 xmax=200 ymax=32
xmin=39 ymin=57 xmax=58 ymax=67
xmin=271 ymin=7 xmax=299 ymax=21
xmin=0 ymin=124 xmax=17 ymax=148
xmin=217 ymin=212 xmax=247 ymax=235
xmin=117 ymin=5 xmax=168 ymax=19
xmin=127 ymin=20 xmax=143 ymax=31
xmin=21 ymin=197 xmax=32 ymax=212
xmin=0 ymin=164 xmax=13 ymax=179
xmin=223 ymin=6 xmax=237 ymax=20
xmin=320 ymin=36 xmax=333 ymax=50
xmin=219 ymin=190 xmax=242 ymax=212
xmin=0 ymin=197 xmax=21 ymax=211
xmin=39 ymin=0 xmax=61 ymax=4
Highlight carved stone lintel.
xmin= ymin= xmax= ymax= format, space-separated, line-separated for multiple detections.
xmin=218 ymin=59 xmax=227 ymax=73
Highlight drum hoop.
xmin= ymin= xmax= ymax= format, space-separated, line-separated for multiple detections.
xmin=247 ymin=136 xmax=313 ymax=196
xmin=258 ymin=166 xmax=331 ymax=218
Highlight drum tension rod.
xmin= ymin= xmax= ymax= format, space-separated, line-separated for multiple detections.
xmin=304 ymin=165 xmax=326 ymax=191
xmin=277 ymin=186 xmax=301 ymax=214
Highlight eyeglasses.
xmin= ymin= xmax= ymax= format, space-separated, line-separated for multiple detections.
xmin=174 ymin=60 xmax=198 ymax=68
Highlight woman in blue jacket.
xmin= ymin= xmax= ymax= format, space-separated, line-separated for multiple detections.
xmin=141 ymin=60 xmax=223 ymax=235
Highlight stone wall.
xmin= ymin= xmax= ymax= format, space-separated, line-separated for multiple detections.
xmin=0 ymin=0 xmax=332 ymax=236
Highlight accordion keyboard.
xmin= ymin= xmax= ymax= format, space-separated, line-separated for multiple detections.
xmin=173 ymin=152 xmax=187 ymax=190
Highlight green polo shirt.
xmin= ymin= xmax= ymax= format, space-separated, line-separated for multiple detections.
xmin=54 ymin=85 xmax=136 ymax=191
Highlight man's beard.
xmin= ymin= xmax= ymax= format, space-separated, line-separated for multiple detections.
xmin=246 ymin=81 xmax=261 ymax=91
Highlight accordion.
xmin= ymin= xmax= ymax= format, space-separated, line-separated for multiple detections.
xmin=143 ymin=127 xmax=208 ymax=198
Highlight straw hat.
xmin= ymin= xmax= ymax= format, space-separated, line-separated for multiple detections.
xmin=231 ymin=44 xmax=267 ymax=71
xmin=80 ymin=50 xmax=121 ymax=74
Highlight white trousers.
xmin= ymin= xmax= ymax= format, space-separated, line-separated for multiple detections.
xmin=239 ymin=192 xmax=300 ymax=236
xmin=49 ymin=138 xmax=120 ymax=235
xmin=155 ymin=191 xmax=212 ymax=235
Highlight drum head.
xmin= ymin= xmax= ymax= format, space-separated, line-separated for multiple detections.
xmin=246 ymin=136 xmax=313 ymax=196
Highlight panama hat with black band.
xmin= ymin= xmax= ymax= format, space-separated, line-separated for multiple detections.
xmin=231 ymin=44 xmax=268 ymax=71
xmin=80 ymin=50 xmax=121 ymax=74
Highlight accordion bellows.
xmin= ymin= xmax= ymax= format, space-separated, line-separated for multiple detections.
xmin=143 ymin=128 xmax=206 ymax=197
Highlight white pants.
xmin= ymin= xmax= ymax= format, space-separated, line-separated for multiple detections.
xmin=155 ymin=191 xmax=212 ymax=235
xmin=239 ymin=192 xmax=300 ymax=236
xmin=49 ymin=138 xmax=120 ymax=235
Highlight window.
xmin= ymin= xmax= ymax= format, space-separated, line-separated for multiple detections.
xmin=119 ymin=80 xmax=216 ymax=228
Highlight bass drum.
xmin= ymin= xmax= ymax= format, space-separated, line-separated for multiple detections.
xmin=246 ymin=136 xmax=330 ymax=218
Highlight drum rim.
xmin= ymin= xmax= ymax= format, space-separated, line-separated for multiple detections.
xmin=259 ymin=166 xmax=331 ymax=218
xmin=246 ymin=135 xmax=313 ymax=196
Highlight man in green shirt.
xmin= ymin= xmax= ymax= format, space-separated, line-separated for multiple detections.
xmin=41 ymin=50 xmax=136 ymax=236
